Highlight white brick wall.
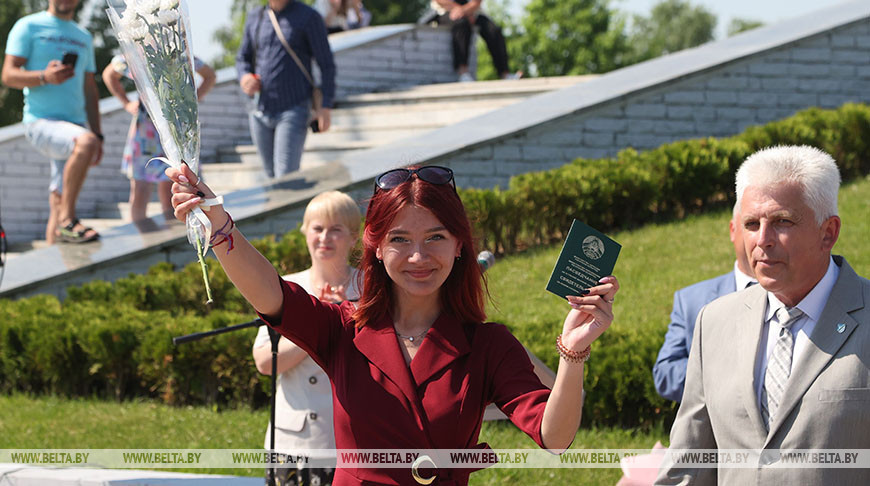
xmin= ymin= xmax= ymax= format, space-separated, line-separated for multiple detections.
xmin=443 ymin=21 xmax=870 ymax=189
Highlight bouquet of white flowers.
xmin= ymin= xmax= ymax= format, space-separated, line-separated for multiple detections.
xmin=107 ymin=0 xmax=216 ymax=303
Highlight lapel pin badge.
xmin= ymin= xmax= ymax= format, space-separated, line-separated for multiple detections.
xmin=837 ymin=323 xmax=846 ymax=334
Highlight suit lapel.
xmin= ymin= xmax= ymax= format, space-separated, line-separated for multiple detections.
xmin=353 ymin=317 xmax=424 ymax=420
xmin=766 ymin=258 xmax=865 ymax=442
xmin=410 ymin=312 xmax=471 ymax=386
xmin=736 ymin=285 xmax=769 ymax=439
xmin=352 ymin=312 xmax=473 ymax=443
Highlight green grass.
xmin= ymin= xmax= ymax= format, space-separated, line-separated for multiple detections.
xmin=487 ymin=174 xmax=870 ymax=375
xmin=0 ymin=394 xmax=267 ymax=476
xmin=486 ymin=206 xmax=739 ymax=375
xmin=0 ymin=393 xmax=665 ymax=483
xmin=2 ymin=174 xmax=868 ymax=484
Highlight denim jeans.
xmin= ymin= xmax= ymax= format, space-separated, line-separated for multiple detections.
xmin=248 ymin=101 xmax=310 ymax=178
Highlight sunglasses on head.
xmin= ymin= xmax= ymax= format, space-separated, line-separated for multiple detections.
xmin=374 ymin=166 xmax=455 ymax=193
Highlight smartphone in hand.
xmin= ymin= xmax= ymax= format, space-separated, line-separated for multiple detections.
xmin=309 ymin=119 xmax=320 ymax=133
xmin=61 ymin=52 xmax=78 ymax=68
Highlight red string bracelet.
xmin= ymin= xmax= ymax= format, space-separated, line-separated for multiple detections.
xmin=209 ymin=213 xmax=235 ymax=254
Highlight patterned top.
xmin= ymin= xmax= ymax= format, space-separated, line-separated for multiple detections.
xmin=111 ymin=54 xmax=203 ymax=183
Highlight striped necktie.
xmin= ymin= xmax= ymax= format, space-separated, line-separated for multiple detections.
xmin=761 ymin=306 xmax=804 ymax=430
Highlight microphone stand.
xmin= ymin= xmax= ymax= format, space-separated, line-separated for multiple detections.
xmin=0 ymin=197 xmax=7 ymax=287
xmin=173 ymin=318 xmax=280 ymax=486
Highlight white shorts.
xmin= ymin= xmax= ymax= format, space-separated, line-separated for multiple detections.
xmin=24 ymin=119 xmax=89 ymax=194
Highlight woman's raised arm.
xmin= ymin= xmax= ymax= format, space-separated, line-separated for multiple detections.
xmin=167 ymin=164 xmax=284 ymax=318
xmin=541 ymin=276 xmax=620 ymax=452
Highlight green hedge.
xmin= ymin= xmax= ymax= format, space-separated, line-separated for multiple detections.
xmin=0 ymin=294 xmax=266 ymax=407
xmin=2 ymin=103 xmax=870 ymax=424
xmin=463 ymin=103 xmax=870 ymax=253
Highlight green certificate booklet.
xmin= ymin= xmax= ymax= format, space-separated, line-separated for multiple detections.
xmin=546 ymin=220 xmax=621 ymax=300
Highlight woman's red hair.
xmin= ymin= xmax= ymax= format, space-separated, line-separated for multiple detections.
xmin=353 ymin=169 xmax=488 ymax=328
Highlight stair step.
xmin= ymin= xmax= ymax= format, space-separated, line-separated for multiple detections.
xmin=209 ymin=146 xmax=367 ymax=166
xmin=5 ymin=240 xmax=51 ymax=261
xmin=216 ymin=139 xmax=376 ymax=159
xmin=94 ymin=201 xmax=169 ymax=220
xmin=79 ymin=218 xmax=128 ymax=236
xmin=331 ymin=96 xmax=526 ymax=115
xmin=30 ymin=76 xmax=593 ymax=244
xmin=202 ymin=152 xmax=362 ymax=194
xmin=325 ymin=106 xmax=516 ymax=131
xmin=337 ymin=75 xmax=593 ymax=105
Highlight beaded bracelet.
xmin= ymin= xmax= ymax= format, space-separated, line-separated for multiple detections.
xmin=556 ymin=334 xmax=591 ymax=364
xmin=209 ymin=213 xmax=235 ymax=254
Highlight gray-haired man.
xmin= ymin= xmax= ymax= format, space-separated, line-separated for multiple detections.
xmin=657 ymin=145 xmax=870 ymax=485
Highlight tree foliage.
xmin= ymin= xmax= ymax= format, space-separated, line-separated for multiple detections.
xmin=0 ymin=1 xmax=29 ymax=126
xmin=626 ymin=0 xmax=716 ymax=63
xmin=211 ymin=0 xmax=721 ymax=80
xmin=84 ymin=1 xmax=120 ymax=98
xmin=727 ymin=18 xmax=763 ymax=37
xmin=0 ymin=0 xmax=115 ymax=127
xmin=1 ymin=1 xmax=53 ymax=127
xmin=211 ymin=0 xmax=263 ymax=68
xmin=212 ymin=0 xmax=429 ymax=68
xmin=364 ymin=0 xmax=429 ymax=25
xmin=513 ymin=0 xmax=631 ymax=77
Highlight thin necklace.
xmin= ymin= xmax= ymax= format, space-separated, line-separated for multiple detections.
xmin=396 ymin=328 xmax=429 ymax=343
xmin=315 ymin=267 xmax=353 ymax=293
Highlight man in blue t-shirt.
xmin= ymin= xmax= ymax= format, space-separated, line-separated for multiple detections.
xmin=2 ymin=0 xmax=103 ymax=244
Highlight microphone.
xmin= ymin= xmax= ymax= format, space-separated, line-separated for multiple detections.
xmin=477 ymin=250 xmax=495 ymax=273
xmin=0 ymin=226 xmax=6 ymax=268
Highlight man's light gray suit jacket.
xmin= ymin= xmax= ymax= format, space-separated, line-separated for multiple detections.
xmin=656 ymin=256 xmax=870 ymax=485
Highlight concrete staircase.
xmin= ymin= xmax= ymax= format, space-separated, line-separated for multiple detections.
xmin=201 ymin=76 xmax=589 ymax=195
xmin=89 ymin=75 xmax=589 ymax=225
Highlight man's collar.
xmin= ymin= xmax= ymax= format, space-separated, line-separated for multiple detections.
xmin=766 ymin=256 xmax=839 ymax=322
xmin=46 ymin=10 xmax=75 ymax=22
xmin=269 ymin=0 xmax=293 ymax=13
xmin=733 ymin=260 xmax=757 ymax=290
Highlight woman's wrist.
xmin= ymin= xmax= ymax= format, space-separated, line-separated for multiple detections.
xmin=203 ymin=205 xmax=227 ymax=224
xmin=556 ymin=334 xmax=591 ymax=364
xmin=209 ymin=211 xmax=236 ymax=253
xmin=558 ymin=327 xmax=589 ymax=350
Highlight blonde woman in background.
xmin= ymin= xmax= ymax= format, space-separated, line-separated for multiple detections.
xmin=252 ymin=190 xmax=361 ymax=486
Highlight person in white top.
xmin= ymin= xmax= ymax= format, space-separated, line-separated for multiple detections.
xmin=252 ymin=190 xmax=361 ymax=486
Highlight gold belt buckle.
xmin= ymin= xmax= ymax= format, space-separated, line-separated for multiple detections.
xmin=411 ymin=454 xmax=437 ymax=485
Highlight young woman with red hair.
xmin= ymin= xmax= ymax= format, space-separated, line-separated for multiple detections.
xmin=167 ymin=164 xmax=619 ymax=485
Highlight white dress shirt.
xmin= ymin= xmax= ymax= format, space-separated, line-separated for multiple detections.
xmin=734 ymin=260 xmax=757 ymax=290
xmin=754 ymin=257 xmax=840 ymax=408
